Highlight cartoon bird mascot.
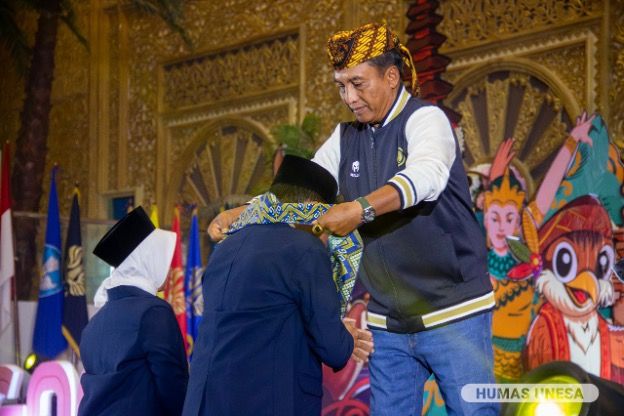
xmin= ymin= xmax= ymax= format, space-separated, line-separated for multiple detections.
xmin=525 ymin=195 xmax=615 ymax=378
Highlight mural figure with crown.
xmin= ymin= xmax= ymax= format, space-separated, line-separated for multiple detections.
xmin=483 ymin=150 xmax=537 ymax=382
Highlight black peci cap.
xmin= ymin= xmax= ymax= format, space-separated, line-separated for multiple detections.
xmin=93 ymin=206 xmax=155 ymax=267
xmin=271 ymin=155 xmax=337 ymax=203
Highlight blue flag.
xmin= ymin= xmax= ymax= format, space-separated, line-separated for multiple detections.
xmin=62 ymin=188 xmax=89 ymax=356
xmin=185 ymin=210 xmax=204 ymax=352
xmin=33 ymin=167 xmax=67 ymax=358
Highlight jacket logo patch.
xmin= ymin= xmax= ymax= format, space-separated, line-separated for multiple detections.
xmin=397 ymin=147 xmax=406 ymax=167
xmin=350 ymin=160 xmax=360 ymax=178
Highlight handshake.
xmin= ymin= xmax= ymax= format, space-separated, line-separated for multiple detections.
xmin=343 ymin=318 xmax=374 ymax=363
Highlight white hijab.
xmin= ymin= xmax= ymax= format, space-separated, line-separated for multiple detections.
xmin=94 ymin=228 xmax=176 ymax=308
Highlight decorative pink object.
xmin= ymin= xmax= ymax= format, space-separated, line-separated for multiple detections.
xmin=0 ymin=361 xmax=81 ymax=416
xmin=26 ymin=361 xmax=81 ymax=416
xmin=0 ymin=365 xmax=25 ymax=401
xmin=0 ymin=404 xmax=26 ymax=416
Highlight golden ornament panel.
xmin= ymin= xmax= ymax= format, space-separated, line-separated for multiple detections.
xmin=43 ymin=4 xmax=91 ymax=215
xmin=162 ymin=31 xmax=300 ymax=110
xmin=528 ymin=44 xmax=589 ymax=111
xmin=165 ymin=117 xmax=275 ymax=219
xmin=107 ymin=10 xmax=120 ymax=191
xmin=439 ymin=0 xmax=602 ymax=52
xmin=448 ymin=64 xmax=576 ymax=196
xmin=611 ymin=0 xmax=624 ymax=145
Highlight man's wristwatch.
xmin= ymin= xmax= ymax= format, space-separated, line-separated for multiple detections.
xmin=355 ymin=197 xmax=376 ymax=223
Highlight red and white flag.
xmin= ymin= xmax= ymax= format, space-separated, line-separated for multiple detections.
xmin=0 ymin=143 xmax=15 ymax=335
xmin=164 ymin=206 xmax=189 ymax=354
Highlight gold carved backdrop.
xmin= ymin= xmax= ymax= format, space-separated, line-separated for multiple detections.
xmin=88 ymin=0 xmax=411 ymax=228
xmin=447 ymin=64 xmax=577 ymax=198
xmin=440 ymin=0 xmax=622 ymax=183
xmin=0 ymin=0 xmax=622 ymax=225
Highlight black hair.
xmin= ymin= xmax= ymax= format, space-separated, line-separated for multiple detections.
xmin=268 ymin=183 xmax=327 ymax=204
xmin=367 ymin=49 xmax=404 ymax=78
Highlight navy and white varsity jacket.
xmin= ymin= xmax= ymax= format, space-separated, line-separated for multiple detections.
xmin=313 ymin=87 xmax=494 ymax=333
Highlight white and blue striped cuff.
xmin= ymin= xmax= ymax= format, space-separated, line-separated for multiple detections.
xmin=388 ymin=173 xmax=417 ymax=209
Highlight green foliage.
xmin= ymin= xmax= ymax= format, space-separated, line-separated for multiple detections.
xmin=270 ymin=113 xmax=321 ymax=159
xmin=300 ymin=113 xmax=321 ymax=141
xmin=0 ymin=0 xmax=192 ymax=77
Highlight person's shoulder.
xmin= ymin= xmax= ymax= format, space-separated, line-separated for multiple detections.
xmin=407 ymin=100 xmax=447 ymax=118
xmin=141 ymin=298 xmax=177 ymax=324
xmin=131 ymin=293 xmax=174 ymax=316
xmin=228 ymin=223 xmax=307 ymax=249
xmin=294 ymin=233 xmax=331 ymax=265
xmin=291 ymin=227 xmax=326 ymax=246
xmin=267 ymin=225 xmax=328 ymax=256
xmin=267 ymin=223 xmax=325 ymax=247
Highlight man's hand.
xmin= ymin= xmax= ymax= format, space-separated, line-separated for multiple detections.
xmin=343 ymin=318 xmax=374 ymax=363
xmin=207 ymin=205 xmax=246 ymax=241
xmin=316 ymin=201 xmax=362 ymax=236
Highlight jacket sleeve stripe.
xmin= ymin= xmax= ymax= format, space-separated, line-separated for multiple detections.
xmin=388 ymin=174 xmax=415 ymax=208
xmin=387 ymin=182 xmax=406 ymax=208
xmin=396 ymin=172 xmax=418 ymax=205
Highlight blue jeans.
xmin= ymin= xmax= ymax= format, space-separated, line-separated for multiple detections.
xmin=368 ymin=311 xmax=498 ymax=416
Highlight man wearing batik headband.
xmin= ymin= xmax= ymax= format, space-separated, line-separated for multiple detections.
xmin=206 ymin=23 xmax=495 ymax=415
xmin=312 ymin=23 xmax=497 ymax=415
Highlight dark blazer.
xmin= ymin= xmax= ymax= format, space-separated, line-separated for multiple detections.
xmin=79 ymin=285 xmax=189 ymax=416
xmin=182 ymin=224 xmax=353 ymax=416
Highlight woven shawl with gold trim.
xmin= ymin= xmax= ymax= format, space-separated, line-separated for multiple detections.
xmin=227 ymin=192 xmax=363 ymax=316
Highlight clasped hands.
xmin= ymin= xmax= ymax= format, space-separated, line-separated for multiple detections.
xmin=343 ymin=318 xmax=374 ymax=363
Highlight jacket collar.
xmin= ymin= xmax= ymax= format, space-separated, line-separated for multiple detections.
xmin=371 ymin=85 xmax=411 ymax=131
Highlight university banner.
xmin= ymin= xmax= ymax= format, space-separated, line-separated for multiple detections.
xmin=62 ymin=188 xmax=89 ymax=356
xmin=32 ymin=167 xmax=67 ymax=358
xmin=185 ymin=209 xmax=204 ymax=356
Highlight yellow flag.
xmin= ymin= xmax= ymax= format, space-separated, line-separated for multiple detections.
xmin=150 ymin=204 xmax=164 ymax=298
xmin=149 ymin=204 xmax=159 ymax=228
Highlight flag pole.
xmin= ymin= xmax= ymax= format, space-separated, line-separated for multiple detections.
xmin=11 ymin=199 xmax=20 ymax=364
xmin=11 ymin=270 xmax=20 ymax=365
xmin=4 ymin=141 xmax=20 ymax=365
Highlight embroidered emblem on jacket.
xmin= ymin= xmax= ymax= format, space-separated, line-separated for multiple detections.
xmin=350 ymin=161 xmax=360 ymax=178
xmin=397 ymin=147 xmax=406 ymax=167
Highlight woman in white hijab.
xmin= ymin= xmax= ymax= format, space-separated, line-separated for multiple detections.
xmin=93 ymin=227 xmax=176 ymax=308
xmin=79 ymin=207 xmax=189 ymax=416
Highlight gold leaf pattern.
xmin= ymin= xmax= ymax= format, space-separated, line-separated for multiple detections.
xmin=457 ymin=86 xmax=486 ymax=162
xmin=439 ymin=0 xmax=602 ymax=51
xmin=486 ymin=78 xmax=510 ymax=152
xmin=66 ymin=245 xmax=86 ymax=296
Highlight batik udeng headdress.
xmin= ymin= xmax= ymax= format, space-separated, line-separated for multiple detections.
xmin=327 ymin=22 xmax=420 ymax=96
